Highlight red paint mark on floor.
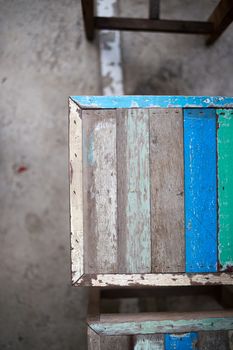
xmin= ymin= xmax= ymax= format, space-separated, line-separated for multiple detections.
xmin=17 ymin=166 xmax=28 ymax=174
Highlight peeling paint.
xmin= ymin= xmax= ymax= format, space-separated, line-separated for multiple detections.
xmin=71 ymin=96 xmax=233 ymax=109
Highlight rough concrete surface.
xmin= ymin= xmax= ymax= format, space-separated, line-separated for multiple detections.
xmin=0 ymin=0 xmax=233 ymax=349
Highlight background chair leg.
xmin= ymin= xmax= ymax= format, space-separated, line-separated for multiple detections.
xmin=207 ymin=0 xmax=233 ymax=45
xmin=81 ymin=0 xmax=95 ymax=41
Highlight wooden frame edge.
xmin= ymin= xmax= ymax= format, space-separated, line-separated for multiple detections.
xmin=88 ymin=310 xmax=233 ymax=336
xmin=73 ymin=272 xmax=233 ymax=287
xmin=69 ymin=98 xmax=84 ymax=285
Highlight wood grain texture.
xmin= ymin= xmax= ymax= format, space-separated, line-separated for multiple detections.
xmin=150 ymin=108 xmax=184 ymax=273
xmin=217 ymin=109 xmax=233 ymax=271
xmin=88 ymin=327 xmax=100 ymax=350
xmin=82 ymin=109 xmax=117 ymax=274
xmin=69 ymin=99 xmax=84 ymax=284
xmin=100 ymin=335 xmax=130 ymax=349
xmin=199 ymin=331 xmax=230 ymax=350
xmin=117 ymin=109 xmax=151 ymax=273
xmin=134 ymin=335 xmax=163 ymax=349
xmin=89 ymin=310 xmax=233 ymax=336
xmin=76 ymin=272 xmax=233 ymax=287
xmin=184 ymin=108 xmax=217 ymax=273
xmin=165 ymin=333 xmax=198 ymax=350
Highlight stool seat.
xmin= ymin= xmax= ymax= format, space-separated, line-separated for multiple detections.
xmin=69 ymin=96 xmax=233 ymax=287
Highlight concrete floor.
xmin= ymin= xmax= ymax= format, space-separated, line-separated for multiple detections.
xmin=0 ymin=0 xmax=233 ymax=349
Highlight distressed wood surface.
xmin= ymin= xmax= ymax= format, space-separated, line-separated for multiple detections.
xmin=76 ymin=272 xmax=233 ymax=287
xmin=150 ymin=108 xmax=184 ymax=273
xmin=88 ymin=310 xmax=233 ymax=336
xmin=165 ymin=333 xmax=198 ymax=350
xmin=134 ymin=335 xmax=163 ymax=349
xmin=184 ymin=108 xmax=217 ymax=273
xmin=82 ymin=109 xmax=117 ymax=274
xmin=100 ymin=335 xmax=130 ymax=349
xmin=69 ymin=99 xmax=84 ymax=284
xmin=88 ymin=327 xmax=100 ymax=350
xmin=71 ymin=96 xmax=233 ymax=110
xmin=117 ymin=109 xmax=151 ymax=273
xmin=199 ymin=331 xmax=230 ymax=350
xmin=217 ymin=109 xmax=233 ymax=271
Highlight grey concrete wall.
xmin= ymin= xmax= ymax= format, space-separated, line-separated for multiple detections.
xmin=0 ymin=0 xmax=233 ymax=349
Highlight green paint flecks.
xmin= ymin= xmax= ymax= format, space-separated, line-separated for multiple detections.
xmin=126 ymin=109 xmax=151 ymax=273
xmin=217 ymin=109 xmax=233 ymax=271
xmin=91 ymin=317 xmax=233 ymax=336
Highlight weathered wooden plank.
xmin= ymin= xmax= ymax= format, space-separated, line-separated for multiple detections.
xmin=184 ymin=108 xmax=217 ymax=273
xmin=88 ymin=327 xmax=101 ymax=350
xmin=89 ymin=310 xmax=233 ymax=336
xmin=217 ymin=109 xmax=233 ymax=271
xmin=100 ymin=335 xmax=130 ymax=349
xmin=117 ymin=109 xmax=151 ymax=273
xmin=165 ymin=333 xmax=198 ymax=350
xmin=134 ymin=335 xmax=164 ymax=350
xmin=71 ymin=96 xmax=233 ymax=109
xmin=76 ymin=272 xmax=233 ymax=287
xmin=150 ymin=108 xmax=184 ymax=273
xmin=82 ymin=109 xmax=117 ymax=274
xmin=69 ymin=99 xmax=84 ymax=284
xmin=199 ymin=331 xmax=230 ymax=350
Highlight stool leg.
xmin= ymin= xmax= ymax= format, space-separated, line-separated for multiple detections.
xmin=149 ymin=0 xmax=160 ymax=19
xmin=207 ymin=0 xmax=233 ymax=45
xmin=81 ymin=0 xmax=95 ymax=41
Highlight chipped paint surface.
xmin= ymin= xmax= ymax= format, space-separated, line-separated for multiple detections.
xmin=165 ymin=333 xmax=198 ymax=350
xmin=90 ymin=317 xmax=233 ymax=336
xmin=134 ymin=335 xmax=164 ymax=350
xmin=126 ymin=109 xmax=150 ymax=272
xmin=69 ymin=99 xmax=84 ymax=283
xmin=93 ymin=118 xmax=117 ymax=272
xmin=76 ymin=272 xmax=233 ymax=286
xmin=184 ymin=109 xmax=217 ymax=272
xmin=217 ymin=109 xmax=233 ymax=271
xmin=97 ymin=0 xmax=124 ymax=95
xmin=71 ymin=96 xmax=233 ymax=109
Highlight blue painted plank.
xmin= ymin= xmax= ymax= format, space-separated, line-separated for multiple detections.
xmin=184 ymin=108 xmax=217 ymax=273
xmin=165 ymin=333 xmax=198 ymax=350
xmin=71 ymin=96 xmax=233 ymax=109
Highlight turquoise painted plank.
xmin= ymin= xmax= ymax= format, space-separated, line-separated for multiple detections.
xmin=90 ymin=315 xmax=233 ymax=335
xmin=165 ymin=333 xmax=198 ymax=350
xmin=217 ymin=109 xmax=233 ymax=271
xmin=184 ymin=108 xmax=217 ymax=273
xmin=117 ymin=109 xmax=151 ymax=273
xmin=71 ymin=96 xmax=233 ymax=109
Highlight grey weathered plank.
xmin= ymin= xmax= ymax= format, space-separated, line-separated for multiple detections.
xmin=117 ymin=109 xmax=151 ymax=273
xmin=82 ymin=109 xmax=117 ymax=274
xmin=134 ymin=335 xmax=164 ymax=349
xmin=100 ymin=335 xmax=131 ymax=349
xmin=150 ymin=108 xmax=184 ymax=273
xmin=199 ymin=331 xmax=230 ymax=350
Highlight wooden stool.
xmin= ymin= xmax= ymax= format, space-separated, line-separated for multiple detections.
xmin=81 ymin=0 xmax=233 ymax=45
xmin=69 ymin=95 xmax=233 ymax=349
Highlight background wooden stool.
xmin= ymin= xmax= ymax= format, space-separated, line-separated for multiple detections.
xmin=81 ymin=0 xmax=233 ymax=45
